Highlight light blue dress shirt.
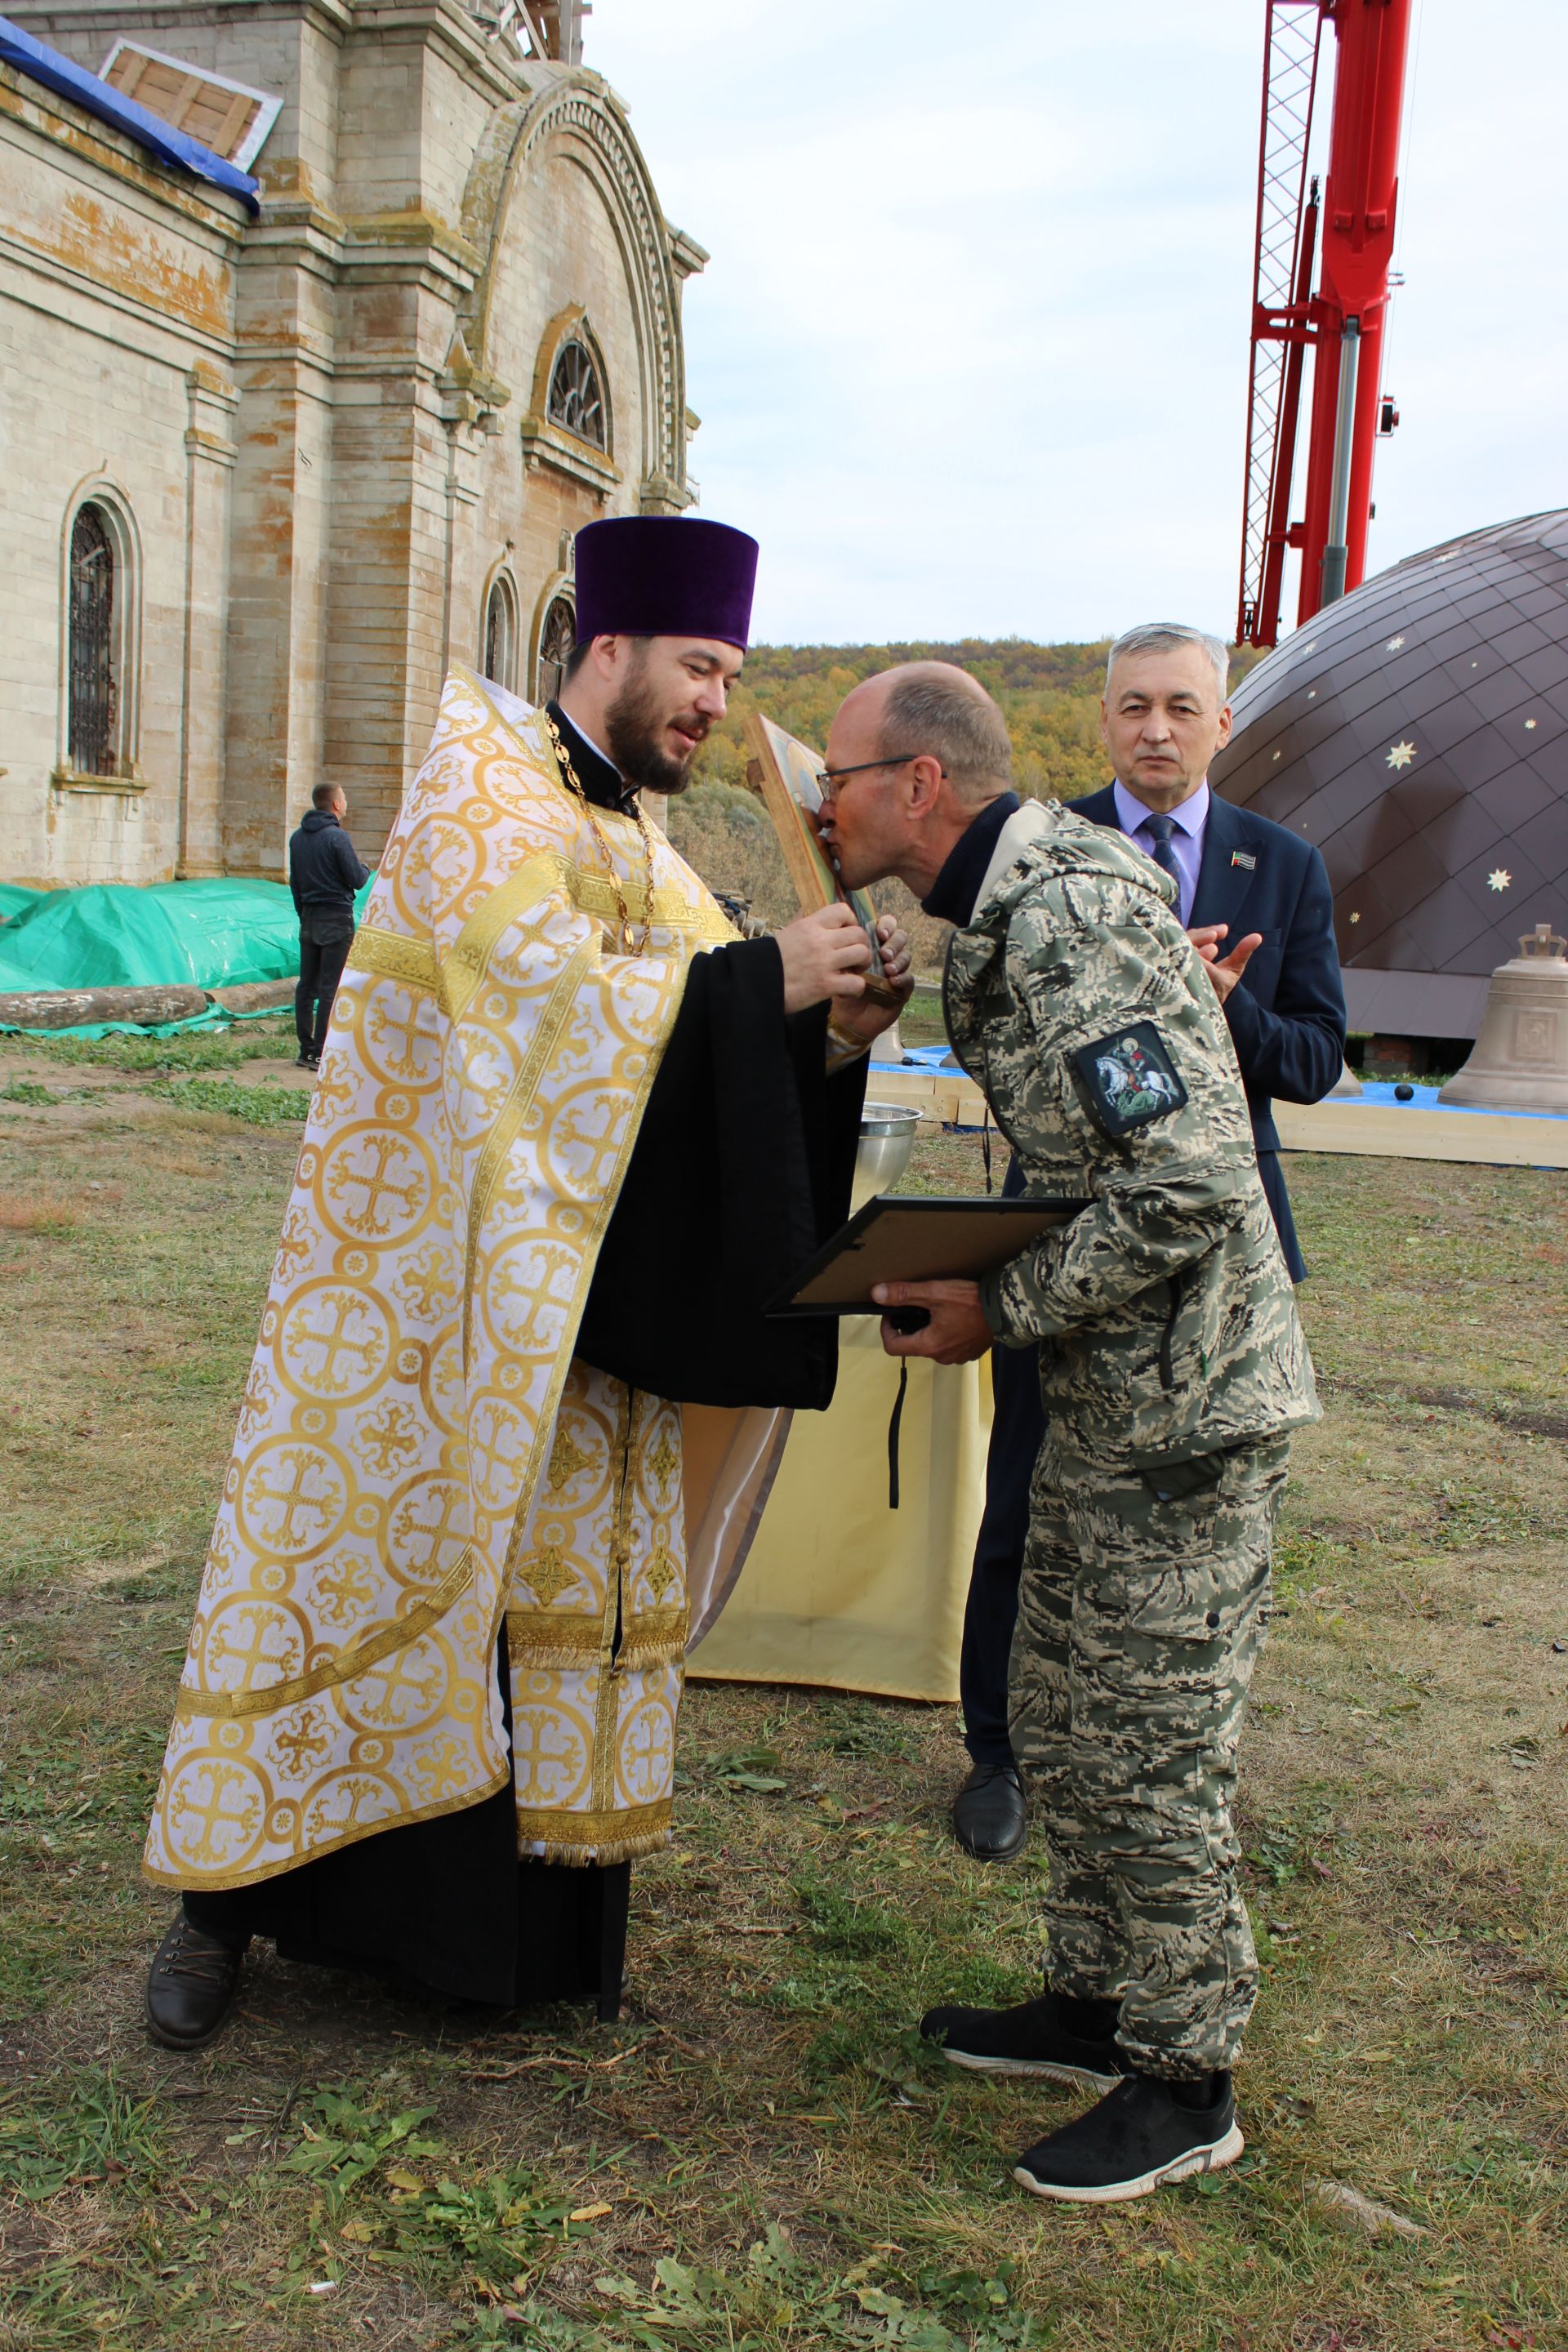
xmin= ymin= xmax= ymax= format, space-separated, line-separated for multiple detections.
xmin=1111 ymin=777 xmax=1209 ymax=929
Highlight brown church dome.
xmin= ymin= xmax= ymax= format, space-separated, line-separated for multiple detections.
xmin=1211 ymin=509 xmax=1568 ymax=1041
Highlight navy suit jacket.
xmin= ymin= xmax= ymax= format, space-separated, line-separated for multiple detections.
xmin=1068 ymin=785 xmax=1346 ymax=1279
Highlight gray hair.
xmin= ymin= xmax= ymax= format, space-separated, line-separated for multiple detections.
xmin=1105 ymin=623 xmax=1228 ymax=704
xmin=877 ymin=666 xmax=1013 ymax=802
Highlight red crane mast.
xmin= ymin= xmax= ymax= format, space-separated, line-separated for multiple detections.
xmin=1236 ymin=0 xmax=1414 ymax=648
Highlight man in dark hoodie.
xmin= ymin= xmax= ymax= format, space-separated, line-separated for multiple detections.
xmin=288 ymin=783 xmax=372 ymax=1068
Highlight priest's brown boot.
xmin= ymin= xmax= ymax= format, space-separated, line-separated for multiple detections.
xmin=145 ymin=1915 xmax=248 ymax=2051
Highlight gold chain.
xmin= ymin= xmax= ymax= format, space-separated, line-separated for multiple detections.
xmin=545 ymin=711 xmax=655 ymax=956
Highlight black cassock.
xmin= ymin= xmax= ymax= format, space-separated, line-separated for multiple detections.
xmin=185 ymin=710 xmax=866 ymax=2015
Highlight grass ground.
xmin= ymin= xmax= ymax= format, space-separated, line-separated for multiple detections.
xmin=1 ymin=1027 xmax=1565 ymax=2351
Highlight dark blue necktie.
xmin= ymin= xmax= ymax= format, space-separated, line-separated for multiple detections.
xmin=1142 ymin=813 xmax=1181 ymax=893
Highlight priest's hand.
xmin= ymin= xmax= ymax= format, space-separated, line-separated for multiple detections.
xmin=1187 ymin=922 xmax=1263 ymax=1006
xmin=872 ymin=1280 xmax=993 ymax=1365
xmin=825 ymin=915 xmax=916 ymax=1046
xmin=775 ymin=903 xmax=874 ymax=1013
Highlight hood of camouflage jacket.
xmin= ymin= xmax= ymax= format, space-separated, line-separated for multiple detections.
xmin=971 ymin=795 xmax=1178 ymax=932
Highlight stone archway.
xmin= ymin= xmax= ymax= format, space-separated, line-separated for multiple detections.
xmin=457 ymin=74 xmax=695 ymax=512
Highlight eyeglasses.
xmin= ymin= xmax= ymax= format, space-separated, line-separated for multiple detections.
xmin=815 ymin=753 xmax=932 ymax=797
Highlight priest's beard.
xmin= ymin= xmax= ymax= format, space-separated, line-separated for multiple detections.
xmin=604 ymin=656 xmax=709 ymax=796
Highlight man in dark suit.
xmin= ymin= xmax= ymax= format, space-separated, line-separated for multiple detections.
xmin=953 ymin=621 xmax=1346 ymax=1860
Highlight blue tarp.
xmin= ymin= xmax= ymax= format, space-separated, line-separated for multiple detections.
xmin=0 ymin=16 xmax=261 ymax=213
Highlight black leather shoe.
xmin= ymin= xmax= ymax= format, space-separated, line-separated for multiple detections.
xmin=920 ymin=1991 xmax=1126 ymax=2087
xmin=951 ymin=1761 xmax=1026 ymax=1860
xmin=145 ymin=1917 xmax=248 ymax=2051
xmin=1014 ymin=2071 xmax=1243 ymax=2203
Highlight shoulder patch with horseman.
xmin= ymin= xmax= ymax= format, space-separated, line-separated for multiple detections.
xmin=1071 ymin=1021 xmax=1189 ymax=1138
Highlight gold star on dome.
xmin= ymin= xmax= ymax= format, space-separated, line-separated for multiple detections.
xmin=1386 ymin=741 xmax=1417 ymax=769
xmin=1487 ymin=869 xmax=1512 ymax=893
xmin=1525 ymin=718 xmax=1538 ymax=730
xmin=1386 ymin=635 xmax=1405 ymax=651
xmin=1348 ymin=911 xmax=1361 ymax=924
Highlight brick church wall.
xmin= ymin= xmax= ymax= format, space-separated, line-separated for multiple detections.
xmin=1 ymin=0 xmax=702 ymax=885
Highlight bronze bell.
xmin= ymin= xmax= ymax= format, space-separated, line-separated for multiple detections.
xmin=1438 ymin=924 xmax=1568 ymax=1111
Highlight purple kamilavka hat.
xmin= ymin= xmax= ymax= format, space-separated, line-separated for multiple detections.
xmin=572 ymin=516 xmax=759 ymax=651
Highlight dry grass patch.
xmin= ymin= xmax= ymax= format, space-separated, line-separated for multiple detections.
xmin=0 ymin=1190 xmax=78 ymax=1234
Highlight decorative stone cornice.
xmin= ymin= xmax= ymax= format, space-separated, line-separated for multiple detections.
xmin=667 ymin=225 xmax=708 ymax=281
xmin=458 ymin=69 xmax=691 ymax=503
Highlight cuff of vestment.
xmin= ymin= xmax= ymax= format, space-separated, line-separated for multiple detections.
xmin=825 ymin=1014 xmax=872 ymax=1071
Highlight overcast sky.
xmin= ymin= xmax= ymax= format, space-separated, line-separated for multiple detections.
xmin=586 ymin=0 xmax=1567 ymax=648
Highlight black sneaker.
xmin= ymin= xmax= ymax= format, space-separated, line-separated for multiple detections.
xmin=919 ymin=1993 xmax=1127 ymax=2087
xmin=1014 ymin=2072 xmax=1243 ymax=2204
xmin=294 ymin=1054 xmax=318 ymax=1071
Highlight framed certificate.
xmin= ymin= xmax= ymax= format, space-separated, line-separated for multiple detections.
xmin=768 ymin=1195 xmax=1087 ymax=1316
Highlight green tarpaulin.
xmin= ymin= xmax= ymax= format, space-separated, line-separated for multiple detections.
xmin=0 ymin=879 xmax=301 ymax=993
xmin=0 ymin=876 xmax=376 ymax=1036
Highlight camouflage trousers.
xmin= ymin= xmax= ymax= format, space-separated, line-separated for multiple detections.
xmin=1008 ymin=1426 xmax=1290 ymax=2078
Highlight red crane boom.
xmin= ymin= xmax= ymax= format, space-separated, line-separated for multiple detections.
xmin=1236 ymin=0 xmax=1414 ymax=648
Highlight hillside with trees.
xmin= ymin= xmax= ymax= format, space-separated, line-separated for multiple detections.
xmin=666 ymin=636 xmax=1262 ymax=977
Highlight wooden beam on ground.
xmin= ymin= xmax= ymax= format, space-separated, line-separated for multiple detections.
xmin=871 ymin=1064 xmax=1568 ymax=1169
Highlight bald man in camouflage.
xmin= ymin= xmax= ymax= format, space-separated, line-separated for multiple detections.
xmin=817 ymin=660 xmax=1318 ymax=2204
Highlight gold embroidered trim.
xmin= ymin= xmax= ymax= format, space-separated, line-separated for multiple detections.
xmin=442 ymin=851 xmax=564 ymax=1026
xmin=491 ymin=962 xmax=693 ymax=1627
xmin=502 ymin=1609 xmax=609 ymax=1670
xmin=356 ymin=868 xmax=724 ymax=1033
xmin=592 ymin=1387 xmax=638 ymax=1813
xmin=140 ymin=1762 xmax=512 ymax=1892
xmin=615 ymin=1628 xmax=689 ymax=1673
xmin=461 ymin=938 xmax=598 ymax=1364
xmin=522 ymin=1826 xmax=672 ymax=1869
xmin=572 ymin=867 xmax=733 ymax=942
xmin=514 ymin=1797 xmax=671 ymax=1864
xmin=502 ymin=1597 xmax=684 ymax=1673
xmin=172 ymin=1545 xmax=476 ymax=1722
xmin=348 ymin=927 xmax=441 ymax=996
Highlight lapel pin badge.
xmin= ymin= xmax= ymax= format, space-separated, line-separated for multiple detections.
xmin=1231 ymin=850 xmax=1257 ymax=871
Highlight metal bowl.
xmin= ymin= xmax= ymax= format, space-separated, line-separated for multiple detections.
xmin=854 ymin=1101 xmax=922 ymax=1199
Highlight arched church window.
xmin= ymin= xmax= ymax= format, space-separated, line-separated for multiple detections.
xmin=537 ymin=595 xmax=577 ymax=705
xmin=69 ymin=505 xmax=118 ymax=777
xmin=483 ymin=572 xmax=518 ymax=692
xmin=546 ymin=341 xmax=605 ymax=449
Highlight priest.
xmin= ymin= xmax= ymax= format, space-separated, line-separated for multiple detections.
xmin=142 ymin=516 xmax=912 ymax=2048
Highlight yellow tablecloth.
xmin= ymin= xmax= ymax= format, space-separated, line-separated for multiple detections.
xmin=688 ymin=1319 xmax=993 ymax=1703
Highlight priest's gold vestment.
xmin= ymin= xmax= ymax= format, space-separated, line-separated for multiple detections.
xmin=144 ymin=667 xmax=772 ymax=1892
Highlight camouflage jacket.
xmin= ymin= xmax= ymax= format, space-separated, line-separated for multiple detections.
xmin=943 ymin=798 xmax=1319 ymax=1469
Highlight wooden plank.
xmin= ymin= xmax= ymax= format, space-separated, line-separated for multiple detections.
xmin=1276 ymin=1097 xmax=1568 ymax=1169
xmin=872 ymin=1064 xmax=1568 ymax=1168
xmin=866 ymin=1066 xmax=986 ymax=1129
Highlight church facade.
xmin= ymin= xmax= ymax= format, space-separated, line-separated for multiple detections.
xmin=0 ymin=0 xmax=703 ymax=884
